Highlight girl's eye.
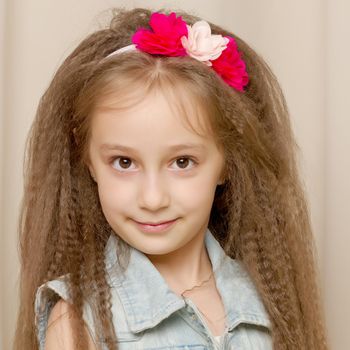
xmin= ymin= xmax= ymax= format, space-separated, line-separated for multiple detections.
xmin=110 ymin=156 xmax=197 ymax=172
xmin=111 ymin=157 xmax=137 ymax=171
xmin=171 ymin=157 xmax=196 ymax=170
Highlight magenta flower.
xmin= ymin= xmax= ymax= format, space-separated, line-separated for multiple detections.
xmin=127 ymin=12 xmax=249 ymax=92
xmin=211 ymin=36 xmax=249 ymax=91
xmin=132 ymin=12 xmax=188 ymax=56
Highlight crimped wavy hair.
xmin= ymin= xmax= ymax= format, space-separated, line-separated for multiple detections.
xmin=14 ymin=7 xmax=329 ymax=350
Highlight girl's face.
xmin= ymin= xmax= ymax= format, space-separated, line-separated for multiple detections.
xmin=87 ymin=89 xmax=225 ymax=256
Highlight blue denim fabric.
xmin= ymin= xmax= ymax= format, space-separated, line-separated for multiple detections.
xmin=35 ymin=228 xmax=273 ymax=349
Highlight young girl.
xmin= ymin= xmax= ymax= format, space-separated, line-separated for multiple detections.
xmin=14 ymin=7 xmax=329 ymax=350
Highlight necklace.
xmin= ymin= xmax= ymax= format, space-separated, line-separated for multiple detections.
xmin=180 ymin=270 xmax=228 ymax=326
xmin=180 ymin=269 xmax=214 ymax=296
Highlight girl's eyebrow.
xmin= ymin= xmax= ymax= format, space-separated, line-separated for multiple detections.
xmin=99 ymin=143 xmax=206 ymax=153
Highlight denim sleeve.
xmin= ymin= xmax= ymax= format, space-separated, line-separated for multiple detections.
xmin=34 ymin=276 xmax=98 ymax=350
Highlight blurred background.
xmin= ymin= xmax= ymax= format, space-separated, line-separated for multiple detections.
xmin=0 ymin=0 xmax=349 ymax=349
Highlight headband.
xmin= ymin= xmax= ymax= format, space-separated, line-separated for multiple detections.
xmin=105 ymin=12 xmax=249 ymax=92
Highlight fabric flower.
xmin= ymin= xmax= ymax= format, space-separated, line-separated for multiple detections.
xmin=127 ymin=11 xmax=249 ymax=92
xmin=180 ymin=21 xmax=229 ymax=66
xmin=132 ymin=12 xmax=188 ymax=56
xmin=211 ymin=36 xmax=249 ymax=91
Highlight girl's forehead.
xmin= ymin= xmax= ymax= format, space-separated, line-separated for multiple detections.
xmin=92 ymin=85 xmax=213 ymax=139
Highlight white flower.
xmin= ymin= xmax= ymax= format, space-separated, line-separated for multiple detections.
xmin=180 ymin=20 xmax=229 ymax=66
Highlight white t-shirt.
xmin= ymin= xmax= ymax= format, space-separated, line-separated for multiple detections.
xmin=213 ymin=334 xmax=224 ymax=347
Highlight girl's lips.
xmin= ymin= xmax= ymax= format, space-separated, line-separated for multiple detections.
xmin=134 ymin=218 xmax=178 ymax=233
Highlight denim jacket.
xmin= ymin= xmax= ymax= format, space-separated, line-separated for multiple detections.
xmin=35 ymin=228 xmax=273 ymax=349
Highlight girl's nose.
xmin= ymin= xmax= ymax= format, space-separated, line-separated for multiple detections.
xmin=137 ymin=173 xmax=170 ymax=211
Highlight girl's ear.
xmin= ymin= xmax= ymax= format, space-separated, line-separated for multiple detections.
xmin=89 ymin=168 xmax=97 ymax=182
xmin=217 ymin=165 xmax=227 ymax=185
xmin=217 ymin=174 xmax=226 ymax=185
xmin=90 ymin=172 xmax=97 ymax=182
xmin=85 ymin=161 xmax=97 ymax=182
xmin=217 ymin=179 xmax=225 ymax=186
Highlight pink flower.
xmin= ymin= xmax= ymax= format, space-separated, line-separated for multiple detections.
xmin=132 ymin=12 xmax=188 ymax=56
xmin=211 ymin=36 xmax=249 ymax=91
xmin=180 ymin=21 xmax=229 ymax=66
xmin=129 ymin=11 xmax=249 ymax=92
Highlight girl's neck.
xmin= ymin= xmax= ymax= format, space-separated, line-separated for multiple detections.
xmin=144 ymin=229 xmax=213 ymax=296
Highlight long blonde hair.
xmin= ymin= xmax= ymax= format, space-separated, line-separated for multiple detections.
xmin=14 ymin=7 xmax=329 ymax=349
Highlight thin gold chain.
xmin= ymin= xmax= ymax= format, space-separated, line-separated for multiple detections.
xmin=180 ymin=270 xmax=214 ymax=296
xmin=180 ymin=270 xmax=228 ymax=325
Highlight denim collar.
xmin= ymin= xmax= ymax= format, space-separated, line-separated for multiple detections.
xmin=104 ymin=227 xmax=271 ymax=333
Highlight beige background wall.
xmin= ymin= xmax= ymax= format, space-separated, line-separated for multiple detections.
xmin=1 ymin=0 xmax=349 ymax=349
xmin=0 ymin=0 xmax=5 ymax=346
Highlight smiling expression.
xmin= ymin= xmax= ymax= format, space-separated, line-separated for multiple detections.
xmin=87 ymin=88 xmax=225 ymax=256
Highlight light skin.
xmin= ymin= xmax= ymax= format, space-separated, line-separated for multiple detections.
xmin=87 ymin=89 xmax=225 ymax=293
xmin=45 ymin=88 xmax=226 ymax=348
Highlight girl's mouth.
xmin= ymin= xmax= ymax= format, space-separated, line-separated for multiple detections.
xmin=133 ymin=218 xmax=178 ymax=233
